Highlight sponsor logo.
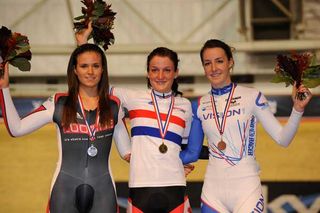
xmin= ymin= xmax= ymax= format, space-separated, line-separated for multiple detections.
xmin=202 ymin=108 xmax=243 ymax=120
xmin=256 ymin=92 xmax=269 ymax=109
xmin=248 ymin=117 xmax=255 ymax=156
xmin=63 ymin=122 xmax=114 ymax=135
xmin=251 ymin=194 xmax=264 ymax=213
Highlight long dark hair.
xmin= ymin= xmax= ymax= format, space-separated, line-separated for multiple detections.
xmin=62 ymin=43 xmax=112 ymax=128
xmin=200 ymin=39 xmax=233 ymax=64
xmin=146 ymin=47 xmax=182 ymax=96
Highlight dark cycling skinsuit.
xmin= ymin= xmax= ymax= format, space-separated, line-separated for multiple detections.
xmin=0 ymin=88 xmax=131 ymax=213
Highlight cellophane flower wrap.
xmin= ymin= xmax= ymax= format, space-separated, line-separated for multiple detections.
xmin=271 ymin=52 xmax=320 ymax=100
xmin=74 ymin=0 xmax=116 ymax=50
xmin=0 ymin=26 xmax=32 ymax=77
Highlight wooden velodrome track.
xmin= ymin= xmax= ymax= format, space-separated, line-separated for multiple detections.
xmin=0 ymin=118 xmax=319 ymax=212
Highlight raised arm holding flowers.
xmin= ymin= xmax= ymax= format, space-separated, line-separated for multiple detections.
xmin=74 ymin=0 xmax=116 ymax=50
xmin=0 ymin=26 xmax=32 ymax=78
xmin=271 ymin=51 xmax=319 ymax=105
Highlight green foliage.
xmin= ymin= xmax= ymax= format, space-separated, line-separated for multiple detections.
xmin=10 ymin=57 xmax=31 ymax=71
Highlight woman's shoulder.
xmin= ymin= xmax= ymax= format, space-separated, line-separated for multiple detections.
xmin=175 ymin=95 xmax=191 ymax=103
xmin=46 ymin=92 xmax=68 ymax=104
xmin=110 ymin=86 xmax=147 ymax=97
xmin=235 ymin=84 xmax=261 ymax=95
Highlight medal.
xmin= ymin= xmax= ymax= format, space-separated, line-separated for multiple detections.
xmin=87 ymin=144 xmax=98 ymax=157
xmin=159 ymin=143 xmax=168 ymax=153
xmin=217 ymin=140 xmax=226 ymax=151
xmin=151 ymin=90 xmax=174 ymax=154
xmin=210 ymin=83 xmax=235 ymax=152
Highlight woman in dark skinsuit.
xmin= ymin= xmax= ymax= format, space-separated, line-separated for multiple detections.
xmin=0 ymin=44 xmax=131 ymax=213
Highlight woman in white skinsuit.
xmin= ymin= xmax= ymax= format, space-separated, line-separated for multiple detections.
xmin=180 ymin=39 xmax=312 ymax=213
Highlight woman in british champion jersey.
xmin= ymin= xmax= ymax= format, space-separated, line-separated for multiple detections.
xmin=0 ymin=44 xmax=131 ymax=213
xmin=180 ymin=39 xmax=312 ymax=213
xmin=114 ymin=47 xmax=194 ymax=213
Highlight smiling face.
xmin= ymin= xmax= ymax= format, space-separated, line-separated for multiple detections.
xmin=147 ymin=55 xmax=178 ymax=93
xmin=202 ymin=47 xmax=233 ymax=89
xmin=74 ymin=51 xmax=103 ymax=91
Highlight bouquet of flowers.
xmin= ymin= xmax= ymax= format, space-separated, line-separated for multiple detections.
xmin=74 ymin=0 xmax=116 ymax=50
xmin=271 ymin=52 xmax=320 ymax=100
xmin=0 ymin=26 xmax=32 ymax=78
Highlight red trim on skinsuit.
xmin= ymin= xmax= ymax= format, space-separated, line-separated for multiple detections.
xmin=0 ymin=89 xmax=13 ymax=137
xmin=110 ymin=95 xmax=120 ymax=107
xmin=46 ymin=198 xmax=50 ymax=213
xmin=184 ymin=196 xmax=192 ymax=213
xmin=132 ymin=205 xmax=144 ymax=213
xmin=22 ymin=105 xmax=47 ymax=118
xmin=128 ymin=198 xmax=144 ymax=213
xmin=54 ymin=92 xmax=68 ymax=103
xmin=129 ymin=109 xmax=186 ymax=128
xmin=169 ymin=203 xmax=184 ymax=213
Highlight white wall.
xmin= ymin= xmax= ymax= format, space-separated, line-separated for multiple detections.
xmin=1 ymin=0 xmax=319 ymax=95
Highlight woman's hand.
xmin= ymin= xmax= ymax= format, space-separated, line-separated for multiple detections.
xmin=292 ymin=83 xmax=312 ymax=112
xmin=0 ymin=62 xmax=10 ymax=89
xmin=123 ymin=153 xmax=131 ymax=163
xmin=184 ymin=164 xmax=195 ymax=177
xmin=75 ymin=21 xmax=92 ymax=46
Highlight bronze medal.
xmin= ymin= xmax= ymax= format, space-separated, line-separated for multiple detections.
xmin=159 ymin=143 xmax=168 ymax=154
xmin=217 ymin=140 xmax=226 ymax=151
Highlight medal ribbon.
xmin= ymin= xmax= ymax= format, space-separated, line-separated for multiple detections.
xmin=151 ymin=90 xmax=175 ymax=140
xmin=210 ymin=83 xmax=235 ymax=139
xmin=78 ymin=95 xmax=99 ymax=141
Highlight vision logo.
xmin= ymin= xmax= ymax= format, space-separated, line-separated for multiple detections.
xmin=202 ymin=108 xmax=243 ymax=120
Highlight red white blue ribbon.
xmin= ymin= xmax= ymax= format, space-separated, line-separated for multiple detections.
xmin=151 ymin=90 xmax=175 ymax=140
xmin=210 ymin=83 xmax=235 ymax=139
xmin=78 ymin=95 xmax=99 ymax=141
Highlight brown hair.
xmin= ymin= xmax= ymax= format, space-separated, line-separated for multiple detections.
xmin=62 ymin=43 xmax=112 ymax=128
xmin=146 ymin=47 xmax=182 ymax=96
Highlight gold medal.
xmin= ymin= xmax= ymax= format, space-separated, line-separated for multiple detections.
xmin=217 ymin=140 xmax=226 ymax=151
xmin=159 ymin=143 xmax=168 ymax=154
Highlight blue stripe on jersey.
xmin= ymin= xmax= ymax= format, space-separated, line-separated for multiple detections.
xmin=131 ymin=126 xmax=182 ymax=145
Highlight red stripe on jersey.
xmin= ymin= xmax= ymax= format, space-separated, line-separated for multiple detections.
xmin=129 ymin=109 xmax=185 ymax=128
